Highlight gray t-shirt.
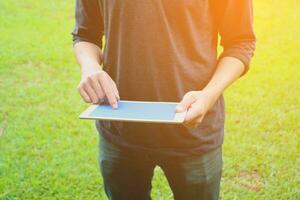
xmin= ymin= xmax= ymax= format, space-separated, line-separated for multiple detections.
xmin=73 ymin=0 xmax=256 ymax=156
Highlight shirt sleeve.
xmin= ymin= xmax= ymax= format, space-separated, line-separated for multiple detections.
xmin=72 ymin=0 xmax=104 ymax=48
xmin=217 ymin=0 xmax=256 ymax=75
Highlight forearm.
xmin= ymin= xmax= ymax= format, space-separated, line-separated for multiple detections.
xmin=203 ymin=56 xmax=245 ymax=100
xmin=74 ymin=41 xmax=103 ymax=73
xmin=176 ymin=56 xmax=245 ymax=126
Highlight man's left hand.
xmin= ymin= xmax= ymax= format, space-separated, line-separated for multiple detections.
xmin=176 ymin=91 xmax=218 ymax=128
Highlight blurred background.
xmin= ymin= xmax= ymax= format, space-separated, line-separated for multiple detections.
xmin=0 ymin=0 xmax=299 ymax=199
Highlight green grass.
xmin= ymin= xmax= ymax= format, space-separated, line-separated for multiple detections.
xmin=0 ymin=0 xmax=299 ymax=199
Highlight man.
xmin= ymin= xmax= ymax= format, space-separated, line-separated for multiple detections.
xmin=72 ymin=0 xmax=255 ymax=199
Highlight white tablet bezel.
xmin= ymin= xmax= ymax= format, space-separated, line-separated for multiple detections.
xmin=79 ymin=100 xmax=186 ymax=124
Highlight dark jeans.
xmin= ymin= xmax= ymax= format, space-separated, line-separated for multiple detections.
xmin=99 ymin=134 xmax=223 ymax=200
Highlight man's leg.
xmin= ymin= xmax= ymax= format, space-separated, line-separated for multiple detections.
xmin=99 ymin=134 xmax=156 ymax=200
xmin=160 ymin=147 xmax=223 ymax=200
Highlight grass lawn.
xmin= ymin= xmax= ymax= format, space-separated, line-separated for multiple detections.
xmin=0 ymin=0 xmax=299 ymax=199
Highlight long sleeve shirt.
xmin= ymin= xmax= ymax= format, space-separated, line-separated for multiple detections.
xmin=72 ymin=0 xmax=256 ymax=156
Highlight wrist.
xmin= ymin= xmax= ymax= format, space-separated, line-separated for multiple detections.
xmin=81 ymin=63 xmax=102 ymax=74
xmin=201 ymin=87 xmax=222 ymax=102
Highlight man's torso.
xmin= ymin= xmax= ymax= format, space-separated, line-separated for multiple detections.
xmin=97 ymin=0 xmax=225 ymax=156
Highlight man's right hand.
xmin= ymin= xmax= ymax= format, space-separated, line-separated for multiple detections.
xmin=77 ymin=66 xmax=120 ymax=109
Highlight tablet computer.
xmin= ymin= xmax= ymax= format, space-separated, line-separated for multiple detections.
xmin=79 ymin=100 xmax=186 ymax=124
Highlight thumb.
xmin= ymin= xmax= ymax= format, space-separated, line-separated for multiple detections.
xmin=176 ymin=93 xmax=197 ymax=113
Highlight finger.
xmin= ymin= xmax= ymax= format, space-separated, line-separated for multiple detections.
xmin=83 ymin=83 xmax=99 ymax=104
xmin=78 ymin=87 xmax=91 ymax=103
xmin=99 ymin=74 xmax=118 ymax=109
xmin=111 ymin=80 xmax=120 ymax=101
xmin=104 ymin=73 xmax=120 ymax=101
xmin=89 ymin=77 xmax=105 ymax=100
xmin=176 ymin=93 xmax=197 ymax=113
xmin=185 ymin=103 xmax=204 ymax=122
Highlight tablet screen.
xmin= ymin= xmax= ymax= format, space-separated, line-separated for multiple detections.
xmin=80 ymin=100 xmax=186 ymax=123
xmin=90 ymin=101 xmax=177 ymax=120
